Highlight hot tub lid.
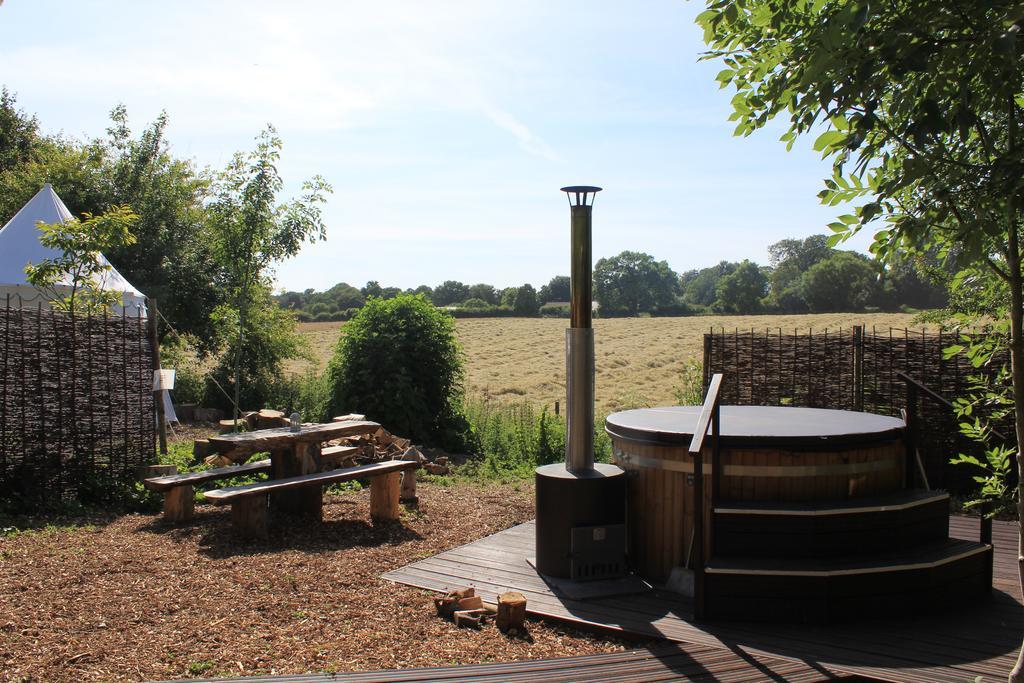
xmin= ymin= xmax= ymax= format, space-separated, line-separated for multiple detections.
xmin=605 ymin=405 xmax=905 ymax=449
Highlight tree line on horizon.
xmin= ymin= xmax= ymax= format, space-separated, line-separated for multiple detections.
xmin=277 ymin=233 xmax=948 ymax=321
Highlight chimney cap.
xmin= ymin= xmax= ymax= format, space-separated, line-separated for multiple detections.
xmin=560 ymin=186 xmax=602 ymax=207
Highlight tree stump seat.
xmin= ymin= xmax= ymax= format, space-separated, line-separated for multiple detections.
xmin=203 ymin=459 xmax=420 ymax=540
xmin=143 ymin=459 xmax=273 ymax=523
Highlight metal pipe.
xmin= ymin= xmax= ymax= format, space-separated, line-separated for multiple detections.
xmin=564 ymin=192 xmax=597 ymax=473
xmin=566 ymin=327 xmax=594 ymax=472
xmin=570 ymin=204 xmax=592 ymax=329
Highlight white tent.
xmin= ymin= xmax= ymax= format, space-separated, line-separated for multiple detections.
xmin=0 ymin=184 xmax=147 ymax=316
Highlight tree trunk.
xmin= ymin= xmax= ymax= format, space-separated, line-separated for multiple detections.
xmin=233 ymin=292 xmax=246 ymax=430
xmin=1006 ymin=216 xmax=1024 ymax=683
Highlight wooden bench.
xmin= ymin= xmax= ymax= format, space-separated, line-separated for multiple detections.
xmin=204 ymin=459 xmax=420 ymax=539
xmin=143 ymin=459 xmax=273 ymax=523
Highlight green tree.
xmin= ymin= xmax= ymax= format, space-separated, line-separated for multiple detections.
xmin=0 ymin=88 xmax=40 ymax=175
xmin=700 ymin=1 xmax=1024 ymax=671
xmin=539 ymin=275 xmax=571 ymax=304
xmin=714 ymin=259 xmax=768 ymax=313
xmin=681 ymin=261 xmax=738 ymax=309
xmin=326 ymin=294 xmax=469 ymax=449
xmin=499 ymin=286 xmax=518 ymax=307
xmin=594 ymin=250 xmax=681 ymax=316
xmin=324 ymin=282 xmax=365 ymax=310
xmin=767 ymin=235 xmax=833 ymax=311
xmin=801 ymin=251 xmax=880 ymax=312
xmin=25 ymin=206 xmax=138 ymax=316
xmin=468 ymin=283 xmax=499 ymax=305
xmin=512 ymin=283 xmax=540 ymax=316
xmin=432 ymin=280 xmax=470 ymax=306
xmin=208 ymin=125 xmax=331 ymax=422
xmin=0 ymin=105 xmax=222 ymax=350
xmin=361 ymin=280 xmax=383 ymax=299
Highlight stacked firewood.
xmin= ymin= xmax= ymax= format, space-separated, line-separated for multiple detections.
xmin=433 ymin=587 xmax=527 ymax=632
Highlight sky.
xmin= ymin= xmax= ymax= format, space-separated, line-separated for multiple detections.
xmin=0 ymin=1 xmax=874 ymax=293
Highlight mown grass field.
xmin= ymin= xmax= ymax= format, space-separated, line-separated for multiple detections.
xmin=295 ymin=313 xmax=927 ymax=414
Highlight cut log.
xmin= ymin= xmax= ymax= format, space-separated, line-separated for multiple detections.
xmin=332 ymin=414 xmax=366 ymax=422
xmin=454 ymin=609 xmax=485 ymax=629
xmin=219 ymin=418 xmax=251 ymax=433
xmin=424 ymin=462 xmax=450 ymax=476
xmin=243 ymin=411 xmax=260 ymax=430
xmin=232 ymin=494 xmax=269 ymax=539
xmin=271 ymin=442 xmax=322 ymax=520
xmin=192 ymin=439 xmax=212 ymax=460
xmin=457 ymin=595 xmax=483 ymax=611
xmin=370 ymin=471 xmax=402 ymax=520
xmin=136 ymin=464 xmax=176 ymax=481
xmin=496 ymin=592 xmax=527 ymax=632
xmin=321 ymin=445 xmax=360 ymax=468
xmin=400 ymin=469 xmax=417 ymax=505
xmin=257 ymin=409 xmax=287 ymax=430
xmin=163 ymin=484 xmax=194 ymax=523
xmin=402 ymin=446 xmax=426 ymax=464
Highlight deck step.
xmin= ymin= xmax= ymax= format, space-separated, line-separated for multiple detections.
xmin=713 ymin=489 xmax=950 ymax=558
xmin=704 ymin=538 xmax=992 ymax=622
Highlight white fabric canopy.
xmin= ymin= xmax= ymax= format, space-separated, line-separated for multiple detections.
xmin=0 ymin=184 xmax=146 ymax=316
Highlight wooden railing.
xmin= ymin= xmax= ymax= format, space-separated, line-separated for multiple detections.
xmin=690 ymin=372 xmax=723 ymax=621
xmin=897 ymin=371 xmax=995 ymax=546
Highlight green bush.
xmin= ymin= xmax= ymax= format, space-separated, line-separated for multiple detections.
xmin=326 ymin=294 xmax=470 ymax=449
xmin=267 ymin=369 xmax=331 ymax=422
xmin=539 ymin=303 xmax=570 ymax=318
xmin=448 ymin=305 xmax=517 ymax=318
xmin=159 ymin=334 xmax=207 ymax=405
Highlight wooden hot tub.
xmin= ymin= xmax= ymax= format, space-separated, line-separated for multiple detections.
xmin=604 ymin=405 xmax=906 ymax=582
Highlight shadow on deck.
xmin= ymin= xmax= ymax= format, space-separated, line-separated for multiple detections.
xmin=382 ymin=516 xmax=1022 ymax=683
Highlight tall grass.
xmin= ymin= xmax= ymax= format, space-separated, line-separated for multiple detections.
xmin=459 ymin=398 xmax=613 ymax=480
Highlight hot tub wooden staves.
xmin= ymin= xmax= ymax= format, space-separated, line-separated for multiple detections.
xmin=605 ymin=405 xmax=992 ymax=621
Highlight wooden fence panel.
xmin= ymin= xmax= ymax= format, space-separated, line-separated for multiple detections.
xmin=0 ymin=302 xmax=154 ymax=505
xmin=704 ymin=326 xmax=1012 ymax=492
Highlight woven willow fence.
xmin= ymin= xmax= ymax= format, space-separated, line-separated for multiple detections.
xmin=703 ymin=326 xmax=1012 ymax=492
xmin=0 ymin=303 xmax=155 ymax=504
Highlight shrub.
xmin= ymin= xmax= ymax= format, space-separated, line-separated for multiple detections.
xmin=448 ymin=305 xmax=517 ymax=318
xmin=540 ymin=303 xmax=570 ymax=318
xmin=267 ymin=369 xmax=331 ymax=422
xmin=326 ymin=294 xmax=470 ymax=449
xmin=159 ymin=333 xmax=207 ymax=405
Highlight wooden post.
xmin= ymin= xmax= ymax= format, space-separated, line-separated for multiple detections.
xmin=232 ymin=495 xmax=269 ymax=539
xmin=271 ymin=442 xmax=322 ymax=519
xmin=693 ymin=449 xmax=704 ymax=621
xmin=147 ymin=298 xmax=168 ymax=456
xmin=710 ymin=401 xmax=721 ymax=558
xmin=904 ymin=380 xmax=918 ymax=489
xmin=496 ymin=591 xmax=527 ymax=631
xmin=370 ymin=472 xmax=401 ymax=520
xmin=163 ymin=484 xmax=195 ymax=523
xmin=853 ymin=325 xmax=864 ymax=411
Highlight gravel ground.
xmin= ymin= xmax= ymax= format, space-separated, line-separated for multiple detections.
xmin=0 ymin=481 xmax=643 ymax=682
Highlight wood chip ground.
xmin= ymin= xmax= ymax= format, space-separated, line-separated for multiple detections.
xmin=0 ymin=481 xmax=644 ymax=682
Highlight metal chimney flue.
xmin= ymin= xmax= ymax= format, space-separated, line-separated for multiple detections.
xmin=563 ymin=185 xmax=600 ymax=473
xmin=533 ymin=185 xmax=627 ymax=582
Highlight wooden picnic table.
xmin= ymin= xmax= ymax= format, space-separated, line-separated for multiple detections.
xmin=208 ymin=420 xmax=381 ymax=518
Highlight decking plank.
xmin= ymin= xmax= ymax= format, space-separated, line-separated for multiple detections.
xmin=383 ymin=517 xmax=1022 ymax=683
xmin=153 ymin=643 xmax=836 ymax=683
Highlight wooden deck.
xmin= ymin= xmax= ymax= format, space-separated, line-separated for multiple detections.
xmin=166 ymin=643 xmax=839 ymax=682
xmin=383 ymin=516 xmax=1023 ymax=683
